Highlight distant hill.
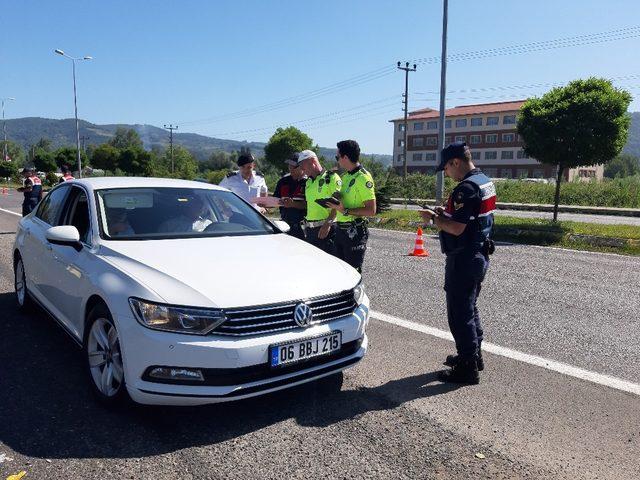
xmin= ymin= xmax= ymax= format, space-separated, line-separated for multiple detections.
xmin=623 ymin=112 xmax=640 ymax=158
xmin=3 ymin=117 xmax=393 ymax=166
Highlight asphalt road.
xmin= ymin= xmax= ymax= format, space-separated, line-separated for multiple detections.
xmin=391 ymin=202 xmax=640 ymax=226
xmin=0 ymin=209 xmax=638 ymax=480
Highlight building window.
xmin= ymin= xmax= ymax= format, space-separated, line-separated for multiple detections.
xmin=471 ymin=117 xmax=483 ymax=127
xmin=427 ymin=121 xmax=438 ymax=130
xmin=516 ymin=149 xmax=529 ymax=159
xmin=425 ymin=153 xmax=437 ymax=162
xmin=501 ymin=150 xmax=514 ymax=160
xmin=398 ymin=123 xmax=406 ymax=132
xmin=532 ymin=169 xmax=544 ymax=178
xmin=487 ymin=116 xmax=499 ymax=126
xmin=485 ymin=151 xmax=497 ymax=160
xmin=485 ymin=134 xmax=498 ymax=143
xmin=444 ymin=136 xmax=451 ymax=144
xmin=398 ymin=139 xmax=405 ymax=147
xmin=484 ymin=168 xmax=498 ymax=177
xmin=445 ymin=120 xmax=452 ymax=128
xmin=414 ymin=122 xmax=424 ymax=131
xmin=501 ymin=168 xmax=513 ymax=178
xmin=471 ymin=151 xmax=481 ymax=160
xmin=579 ymin=169 xmax=596 ymax=178
xmin=517 ymin=134 xmax=523 ymax=142
xmin=503 ymin=115 xmax=516 ymax=125
xmin=455 ymin=118 xmax=467 ymax=128
xmin=426 ymin=137 xmax=438 ymax=146
xmin=502 ymin=133 xmax=515 ymax=143
xmin=396 ymin=154 xmax=404 ymax=164
xmin=517 ymin=168 xmax=529 ymax=178
xmin=412 ymin=153 xmax=423 ymax=162
xmin=454 ymin=135 xmax=466 ymax=143
xmin=412 ymin=137 xmax=424 ymax=147
xmin=469 ymin=134 xmax=481 ymax=144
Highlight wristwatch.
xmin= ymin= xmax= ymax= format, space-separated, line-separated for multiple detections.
xmin=344 ymin=208 xmax=350 ymax=216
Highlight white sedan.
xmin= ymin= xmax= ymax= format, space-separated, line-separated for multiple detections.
xmin=13 ymin=177 xmax=369 ymax=406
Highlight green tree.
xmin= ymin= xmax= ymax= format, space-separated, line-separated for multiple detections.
xmin=164 ymin=146 xmax=198 ymax=180
xmin=264 ymin=127 xmax=314 ymax=172
xmin=119 ymin=147 xmax=152 ymax=175
xmin=54 ymin=146 xmax=87 ymax=170
xmin=91 ymin=144 xmax=121 ymax=171
xmin=0 ymin=140 xmax=25 ymax=165
xmin=0 ymin=160 xmax=18 ymax=179
xmin=33 ymin=149 xmax=57 ymax=172
xmin=201 ymin=151 xmax=234 ymax=171
xmin=34 ymin=138 xmax=53 ymax=152
xmin=517 ymin=78 xmax=632 ymax=221
xmin=109 ymin=127 xmax=143 ymax=150
xmin=604 ymin=153 xmax=640 ymax=178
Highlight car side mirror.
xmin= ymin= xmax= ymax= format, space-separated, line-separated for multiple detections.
xmin=273 ymin=220 xmax=290 ymax=233
xmin=46 ymin=226 xmax=83 ymax=251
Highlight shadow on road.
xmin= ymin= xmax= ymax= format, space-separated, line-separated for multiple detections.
xmin=0 ymin=291 xmax=461 ymax=460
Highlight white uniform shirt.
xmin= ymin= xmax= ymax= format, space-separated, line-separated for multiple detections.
xmin=219 ymin=171 xmax=268 ymax=203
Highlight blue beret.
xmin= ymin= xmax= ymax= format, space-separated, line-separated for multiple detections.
xmin=436 ymin=142 xmax=468 ymax=172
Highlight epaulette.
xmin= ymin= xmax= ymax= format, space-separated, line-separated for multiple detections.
xmin=226 ymin=171 xmax=237 ymax=178
xmin=255 ymin=171 xmax=264 ymax=177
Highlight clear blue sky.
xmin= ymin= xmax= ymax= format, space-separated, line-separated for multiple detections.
xmin=1 ymin=0 xmax=639 ymax=155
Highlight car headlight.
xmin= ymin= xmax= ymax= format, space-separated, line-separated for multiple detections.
xmin=129 ymin=298 xmax=226 ymax=335
xmin=353 ymin=281 xmax=365 ymax=305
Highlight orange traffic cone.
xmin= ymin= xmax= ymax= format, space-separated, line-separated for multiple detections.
xmin=408 ymin=227 xmax=430 ymax=257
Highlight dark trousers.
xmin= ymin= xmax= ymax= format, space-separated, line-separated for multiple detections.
xmin=335 ymin=222 xmax=369 ymax=273
xmin=285 ymin=221 xmax=305 ymax=240
xmin=444 ymin=252 xmax=488 ymax=359
xmin=305 ymin=225 xmax=335 ymax=255
xmin=22 ymin=199 xmax=37 ymax=217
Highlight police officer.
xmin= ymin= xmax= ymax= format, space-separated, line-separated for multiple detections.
xmin=17 ymin=166 xmax=43 ymax=217
xmin=59 ymin=165 xmax=75 ymax=182
xmin=420 ymin=142 xmax=496 ymax=384
xmin=295 ymin=149 xmax=341 ymax=254
xmin=272 ymin=153 xmax=307 ymax=240
xmin=328 ymin=140 xmax=376 ymax=273
xmin=219 ymin=153 xmax=268 ymax=212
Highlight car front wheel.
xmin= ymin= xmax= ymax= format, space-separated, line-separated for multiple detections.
xmin=84 ymin=304 xmax=130 ymax=406
xmin=14 ymin=255 xmax=32 ymax=310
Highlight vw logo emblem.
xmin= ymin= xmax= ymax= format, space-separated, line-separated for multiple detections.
xmin=294 ymin=303 xmax=313 ymax=328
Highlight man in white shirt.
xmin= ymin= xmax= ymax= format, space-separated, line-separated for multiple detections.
xmin=219 ymin=153 xmax=268 ymax=212
xmin=158 ymin=196 xmax=212 ymax=233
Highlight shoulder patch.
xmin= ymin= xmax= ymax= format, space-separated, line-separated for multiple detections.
xmin=226 ymin=171 xmax=236 ymax=178
xmin=365 ymin=181 xmax=374 ymax=189
xmin=255 ymin=171 xmax=264 ymax=177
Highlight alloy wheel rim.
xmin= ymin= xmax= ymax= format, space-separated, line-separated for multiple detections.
xmin=87 ymin=318 xmax=124 ymax=397
xmin=15 ymin=260 xmax=25 ymax=306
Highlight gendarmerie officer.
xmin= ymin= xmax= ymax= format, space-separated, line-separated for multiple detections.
xmin=328 ymin=140 xmax=376 ymax=273
xmin=273 ymin=153 xmax=307 ymax=240
xmin=16 ymin=166 xmax=43 ymax=217
xmin=420 ymin=142 xmax=496 ymax=384
xmin=295 ymin=149 xmax=341 ymax=254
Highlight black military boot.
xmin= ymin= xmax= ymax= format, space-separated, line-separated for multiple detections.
xmin=438 ymin=357 xmax=480 ymax=385
xmin=444 ymin=349 xmax=484 ymax=371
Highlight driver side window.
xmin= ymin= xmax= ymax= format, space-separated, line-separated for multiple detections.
xmin=36 ymin=186 xmax=70 ymax=226
xmin=62 ymin=187 xmax=92 ymax=244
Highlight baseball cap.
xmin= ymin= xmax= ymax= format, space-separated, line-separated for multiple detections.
xmin=297 ymin=149 xmax=317 ymax=164
xmin=436 ymin=141 xmax=468 ymax=172
xmin=284 ymin=152 xmax=300 ymax=166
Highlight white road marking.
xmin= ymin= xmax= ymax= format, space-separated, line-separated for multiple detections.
xmin=370 ymin=310 xmax=640 ymax=397
xmin=0 ymin=207 xmax=21 ymax=217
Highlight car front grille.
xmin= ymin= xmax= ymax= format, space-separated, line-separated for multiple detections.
xmin=215 ymin=289 xmax=357 ymax=336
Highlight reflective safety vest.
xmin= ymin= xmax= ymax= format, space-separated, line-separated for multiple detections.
xmin=439 ymin=171 xmax=496 ymax=255
xmin=24 ymin=175 xmax=43 ymax=203
xmin=63 ymin=173 xmax=75 ymax=181
xmin=304 ymin=170 xmax=342 ymax=221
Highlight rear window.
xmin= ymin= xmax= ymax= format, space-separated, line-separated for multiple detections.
xmin=96 ymin=187 xmax=276 ymax=240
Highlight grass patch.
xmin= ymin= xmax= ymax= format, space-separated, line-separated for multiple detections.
xmin=374 ymin=209 xmax=640 ymax=256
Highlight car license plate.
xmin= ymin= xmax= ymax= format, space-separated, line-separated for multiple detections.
xmin=270 ymin=331 xmax=342 ymax=367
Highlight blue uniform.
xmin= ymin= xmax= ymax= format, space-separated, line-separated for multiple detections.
xmin=439 ymin=168 xmax=496 ymax=360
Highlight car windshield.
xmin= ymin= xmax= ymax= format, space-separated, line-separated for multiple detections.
xmin=96 ymin=187 xmax=276 ymax=240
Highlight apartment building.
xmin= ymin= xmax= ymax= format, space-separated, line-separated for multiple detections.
xmin=389 ymin=100 xmax=603 ymax=180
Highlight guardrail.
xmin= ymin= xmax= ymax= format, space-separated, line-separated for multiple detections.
xmin=390 ymin=198 xmax=640 ymax=217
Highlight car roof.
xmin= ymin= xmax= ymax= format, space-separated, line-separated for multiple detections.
xmin=67 ymin=176 xmax=226 ymax=192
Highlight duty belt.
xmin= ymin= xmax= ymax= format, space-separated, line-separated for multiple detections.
xmin=337 ymin=218 xmax=368 ymax=229
xmin=304 ymin=220 xmax=331 ymax=228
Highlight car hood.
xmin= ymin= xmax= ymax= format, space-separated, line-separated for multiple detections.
xmin=97 ymin=233 xmax=360 ymax=308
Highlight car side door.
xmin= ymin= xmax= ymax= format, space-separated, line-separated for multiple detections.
xmin=42 ymin=185 xmax=95 ymax=338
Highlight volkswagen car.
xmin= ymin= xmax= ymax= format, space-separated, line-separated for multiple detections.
xmin=13 ymin=177 xmax=369 ymax=405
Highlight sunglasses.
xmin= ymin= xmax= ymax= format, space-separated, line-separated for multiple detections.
xmin=335 ymin=154 xmax=341 ymax=161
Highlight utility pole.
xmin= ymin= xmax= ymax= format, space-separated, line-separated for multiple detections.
xmin=435 ymin=0 xmax=449 ymax=204
xmin=80 ymin=135 xmax=90 ymax=152
xmin=397 ymin=62 xmax=417 ymax=183
xmin=163 ymin=124 xmax=178 ymax=173
xmin=2 ymin=97 xmax=15 ymax=163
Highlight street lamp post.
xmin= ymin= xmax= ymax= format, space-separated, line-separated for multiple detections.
xmin=1 ymin=97 xmax=15 ymax=163
xmin=55 ymin=49 xmax=92 ymax=178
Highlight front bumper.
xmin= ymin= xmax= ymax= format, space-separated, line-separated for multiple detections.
xmin=118 ymin=301 xmax=369 ymax=405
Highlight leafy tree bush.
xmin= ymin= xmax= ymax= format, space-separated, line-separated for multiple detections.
xmin=264 ymin=127 xmax=314 ymax=172
xmin=604 ymin=153 xmax=640 ymax=178
xmin=90 ymin=144 xmax=120 ymax=171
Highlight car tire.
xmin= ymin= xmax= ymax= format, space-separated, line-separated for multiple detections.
xmin=84 ymin=304 xmax=131 ymax=407
xmin=14 ymin=254 xmax=33 ymax=311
